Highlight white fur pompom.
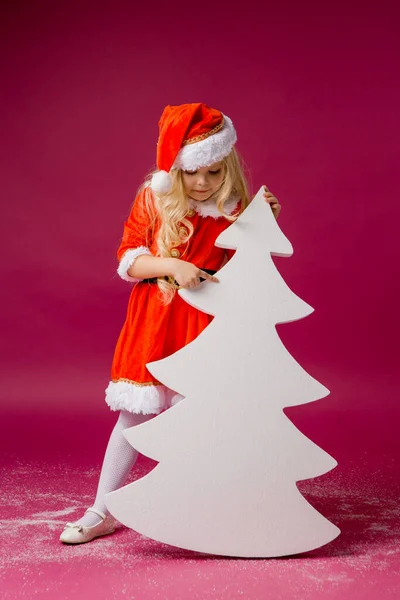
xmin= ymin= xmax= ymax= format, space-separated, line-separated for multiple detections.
xmin=151 ymin=170 xmax=172 ymax=194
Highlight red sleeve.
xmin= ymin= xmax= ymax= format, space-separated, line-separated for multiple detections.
xmin=117 ymin=187 xmax=157 ymax=262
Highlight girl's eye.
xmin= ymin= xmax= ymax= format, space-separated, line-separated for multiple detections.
xmin=209 ymin=169 xmax=221 ymax=175
xmin=184 ymin=170 xmax=197 ymax=175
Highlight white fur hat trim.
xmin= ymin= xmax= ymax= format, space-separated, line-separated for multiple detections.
xmin=173 ymin=115 xmax=237 ymax=171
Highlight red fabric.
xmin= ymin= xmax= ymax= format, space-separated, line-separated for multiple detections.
xmin=156 ymin=103 xmax=223 ymax=172
xmin=117 ymin=187 xmax=158 ymax=262
xmin=112 ymin=189 xmax=239 ymax=386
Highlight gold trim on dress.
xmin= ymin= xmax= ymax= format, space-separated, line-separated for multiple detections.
xmin=112 ymin=378 xmax=162 ymax=387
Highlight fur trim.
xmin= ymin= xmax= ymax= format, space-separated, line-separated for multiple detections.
xmin=188 ymin=193 xmax=240 ymax=219
xmin=151 ymin=170 xmax=172 ymax=193
xmin=117 ymin=247 xmax=152 ymax=282
xmin=105 ymin=380 xmax=184 ymax=415
xmin=173 ymin=115 xmax=237 ymax=171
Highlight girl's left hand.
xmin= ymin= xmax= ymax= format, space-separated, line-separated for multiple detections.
xmin=263 ymin=185 xmax=281 ymax=219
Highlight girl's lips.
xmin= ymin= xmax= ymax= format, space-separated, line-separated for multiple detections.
xmin=193 ymin=189 xmax=211 ymax=194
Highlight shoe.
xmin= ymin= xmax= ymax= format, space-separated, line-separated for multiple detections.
xmin=60 ymin=507 xmax=115 ymax=544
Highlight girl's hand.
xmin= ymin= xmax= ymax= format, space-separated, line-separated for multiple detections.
xmin=263 ymin=185 xmax=281 ymax=219
xmin=170 ymin=259 xmax=219 ymax=289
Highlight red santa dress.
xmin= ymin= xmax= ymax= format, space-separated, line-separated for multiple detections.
xmin=105 ymin=188 xmax=239 ymax=415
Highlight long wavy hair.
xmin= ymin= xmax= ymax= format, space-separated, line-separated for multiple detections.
xmin=138 ymin=146 xmax=251 ymax=303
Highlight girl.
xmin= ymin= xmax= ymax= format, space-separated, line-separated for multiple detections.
xmin=60 ymin=102 xmax=281 ymax=544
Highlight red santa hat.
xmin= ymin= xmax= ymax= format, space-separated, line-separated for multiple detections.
xmin=150 ymin=103 xmax=237 ymax=193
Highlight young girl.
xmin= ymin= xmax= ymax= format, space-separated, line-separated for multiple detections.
xmin=60 ymin=102 xmax=281 ymax=544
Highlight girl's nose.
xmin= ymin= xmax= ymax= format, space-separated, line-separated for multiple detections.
xmin=196 ymin=175 xmax=207 ymax=186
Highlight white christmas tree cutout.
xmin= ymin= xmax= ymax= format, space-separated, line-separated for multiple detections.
xmin=105 ymin=187 xmax=340 ymax=557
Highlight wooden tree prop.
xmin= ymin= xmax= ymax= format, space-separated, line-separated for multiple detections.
xmin=106 ymin=187 xmax=340 ymax=557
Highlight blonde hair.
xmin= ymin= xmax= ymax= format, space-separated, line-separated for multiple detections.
xmin=139 ymin=146 xmax=251 ymax=303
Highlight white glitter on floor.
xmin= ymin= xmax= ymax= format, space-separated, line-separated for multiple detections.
xmin=0 ymin=456 xmax=399 ymax=600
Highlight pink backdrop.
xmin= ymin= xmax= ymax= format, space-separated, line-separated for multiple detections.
xmin=1 ymin=1 xmax=399 ymax=478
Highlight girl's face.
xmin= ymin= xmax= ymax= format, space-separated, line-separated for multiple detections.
xmin=182 ymin=161 xmax=225 ymax=202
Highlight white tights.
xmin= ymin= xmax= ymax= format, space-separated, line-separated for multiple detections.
xmin=76 ymin=410 xmax=154 ymax=527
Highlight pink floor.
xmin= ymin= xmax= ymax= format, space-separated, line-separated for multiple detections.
xmin=1 ymin=407 xmax=399 ymax=600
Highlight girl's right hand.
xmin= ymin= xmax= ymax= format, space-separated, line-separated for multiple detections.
xmin=170 ymin=259 xmax=219 ymax=289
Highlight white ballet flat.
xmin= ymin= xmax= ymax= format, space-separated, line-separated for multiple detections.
xmin=60 ymin=508 xmax=115 ymax=544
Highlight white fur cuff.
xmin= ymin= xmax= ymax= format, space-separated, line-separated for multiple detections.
xmin=117 ymin=247 xmax=152 ymax=282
